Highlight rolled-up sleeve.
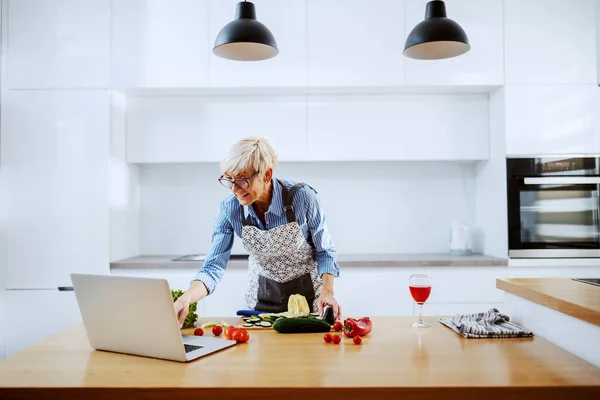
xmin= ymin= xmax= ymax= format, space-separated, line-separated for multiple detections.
xmin=193 ymin=201 xmax=234 ymax=294
xmin=304 ymin=189 xmax=340 ymax=278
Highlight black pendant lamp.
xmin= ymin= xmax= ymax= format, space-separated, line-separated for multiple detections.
xmin=213 ymin=1 xmax=278 ymax=61
xmin=404 ymin=0 xmax=470 ymax=60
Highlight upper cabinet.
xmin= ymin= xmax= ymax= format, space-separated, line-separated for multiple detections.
xmin=504 ymin=0 xmax=597 ymax=85
xmin=126 ymin=95 xmax=309 ymax=163
xmin=504 ymin=85 xmax=600 ymax=155
xmin=404 ymin=0 xmax=504 ymax=86
xmin=208 ymin=0 xmax=307 ymax=87
xmin=306 ymin=0 xmax=406 ymax=87
xmin=111 ymin=0 xmax=210 ymax=88
xmin=7 ymin=0 xmax=110 ymax=89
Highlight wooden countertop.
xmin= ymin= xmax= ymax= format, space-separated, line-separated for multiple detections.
xmin=1 ymin=316 xmax=599 ymax=400
xmin=496 ymin=278 xmax=600 ymax=327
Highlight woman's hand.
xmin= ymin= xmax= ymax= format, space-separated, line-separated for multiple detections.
xmin=317 ymin=291 xmax=342 ymax=322
xmin=173 ymin=296 xmax=191 ymax=328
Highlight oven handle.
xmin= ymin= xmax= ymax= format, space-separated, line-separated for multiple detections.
xmin=523 ymin=177 xmax=600 ymax=185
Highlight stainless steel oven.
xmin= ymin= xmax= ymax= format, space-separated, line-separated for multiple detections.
xmin=507 ymin=157 xmax=600 ymax=258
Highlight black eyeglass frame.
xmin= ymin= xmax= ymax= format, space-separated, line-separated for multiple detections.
xmin=218 ymin=171 xmax=260 ymax=190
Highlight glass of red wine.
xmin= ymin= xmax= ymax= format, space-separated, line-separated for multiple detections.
xmin=409 ymin=274 xmax=432 ymax=328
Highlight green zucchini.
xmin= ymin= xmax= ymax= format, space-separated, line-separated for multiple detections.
xmin=273 ymin=317 xmax=332 ymax=333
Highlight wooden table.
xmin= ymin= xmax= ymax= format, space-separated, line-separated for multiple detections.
xmin=1 ymin=316 xmax=599 ymax=400
xmin=497 ymin=278 xmax=600 ymax=327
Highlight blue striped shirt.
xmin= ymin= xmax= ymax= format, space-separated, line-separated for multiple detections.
xmin=194 ymin=178 xmax=340 ymax=294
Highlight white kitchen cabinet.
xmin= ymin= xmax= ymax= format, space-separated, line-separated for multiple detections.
xmin=126 ymin=95 xmax=309 ymax=163
xmin=306 ymin=0 xmax=406 ymax=87
xmin=1 ymin=90 xmax=110 ymax=289
xmin=209 ymin=0 xmax=307 ymax=87
xmin=110 ymin=0 xmax=210 ymax=88
xmin=5 ymin=289 xmax=82 ymax=358
xmin=307 ymin=93 xmax=490 ymax=161
xmin=504 ymin=85 xmax=600 ymax=156
xmin=405 ymin=0 xmax=503 ymax=86
xmin=504 ymin=0 xmax=597 ymax=85
xmin=0 ymin=291 xmax=5 ymax=360
xmin=7 ymin=0 xmax=110 ymax=89
xmin=202 ymin=269 xmax=249 ymax=317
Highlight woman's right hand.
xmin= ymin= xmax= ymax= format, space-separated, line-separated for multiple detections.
xmin=173 ymin=296 xmax=191 ymax=328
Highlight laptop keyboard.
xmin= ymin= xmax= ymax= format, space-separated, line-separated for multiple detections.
xmin=184 ymin=344 xmax=203 ymax=353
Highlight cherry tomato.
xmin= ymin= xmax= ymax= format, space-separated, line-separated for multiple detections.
xmin=333 ymin=321 xmax=343 ymax=332
xmin=332 ymin=335 xmax=341 ymax=345
xmin=193 ymin=328 xmax=204 ymax=336
xmin=224 ymin=326 xmax=238 ymax=340
xmin=232 ymin=328 xmax=250 ymax=343
xmin=212 ymin=325 xmax=223 ymax=336
xmin=323 ymin=333 xmax=332 ymax=343
xmin=353 ymin=335 xmax=362 ymax=345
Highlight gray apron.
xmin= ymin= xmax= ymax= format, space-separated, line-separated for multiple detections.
xmin=242 ymin=180 xmax=323 ymax=313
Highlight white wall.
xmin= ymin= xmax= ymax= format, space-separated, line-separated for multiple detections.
xmin=138 ymin=161 xmax=478 ymax=256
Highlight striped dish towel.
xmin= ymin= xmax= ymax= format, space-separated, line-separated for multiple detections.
xmin=438 ymin=308 xmax=534 ymax=338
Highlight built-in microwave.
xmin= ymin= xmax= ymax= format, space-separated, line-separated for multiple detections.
xmin=507 ymin=157 xmax=600 ymax=258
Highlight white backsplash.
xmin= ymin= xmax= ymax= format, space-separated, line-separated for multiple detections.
xmin=138 ymin=161 xmax=477 ymax=256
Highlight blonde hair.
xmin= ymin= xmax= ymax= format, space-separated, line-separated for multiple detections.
xmin=220 ymin=136 xmax=278 ymax=179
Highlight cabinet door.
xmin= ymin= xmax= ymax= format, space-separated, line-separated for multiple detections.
xmin=0 ymin=291 xmax=5 ymax=360
xmin=209 ymin=0 xmax=307 ymax=87
xmin=334 ymin=268 xmax=413 ymax=317
xmin=7 ymin=0 xmax=110 ymax=89
xmin=307 ymin=94 xmax=489 ymax=161
xmin=111 ymin=0 xmax=209 ymax=88
xmin=415 ymin=302 xmax=505 ymax=317
xmin=505 ymin=85 xmax=599 ymax=155
xmin=504 ymin=0 xmax=597 ymax=85
xmin=307 ymin=0 xmax=406 ymax=87
xmin=5 ymin=290 xmax=82 ymax=358
xmin=2 ymin=91 xmax=110 ymax=289
xmin=405 ymin=0 xmax=503 ymax=86
xmin=202 ymin=269 xmax=248 ymax=317
xmin=126 ymin=95 xmax=308 ymax=163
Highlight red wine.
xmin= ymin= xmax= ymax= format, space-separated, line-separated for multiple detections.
xmin=409 ymin=285 xmax=431 ymax=304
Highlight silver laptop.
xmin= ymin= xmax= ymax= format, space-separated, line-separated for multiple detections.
xmin=70 ymin=273 xmax=236 ymax=362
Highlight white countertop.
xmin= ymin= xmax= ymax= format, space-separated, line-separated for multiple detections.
xmin=110 ymin=253 xmax=508 ymax=269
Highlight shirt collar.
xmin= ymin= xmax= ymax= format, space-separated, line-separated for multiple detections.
xmin=242 ymin=178 xmax=284 ymax=218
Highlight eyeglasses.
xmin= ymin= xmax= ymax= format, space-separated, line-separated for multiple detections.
xmin=218 ymin=171 xmax=259 ymax=190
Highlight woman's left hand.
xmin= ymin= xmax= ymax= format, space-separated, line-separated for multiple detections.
xmin=317 ymin=292 xmax=342 ymax=322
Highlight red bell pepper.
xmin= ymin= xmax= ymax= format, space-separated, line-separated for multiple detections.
xmin=343 ymin=317 xmax=372 ymax=337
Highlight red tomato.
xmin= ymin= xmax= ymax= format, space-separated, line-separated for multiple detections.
xmin=353 ymin=335 xmax=362 ymax=345
xmin=333 ymin=321 xmax=343 ymax=332
xmin=224 ymin=326 xmax=238 ymax=340
xmin=212 ymin=325 xmax=223 ymax=336
xmin=193 ymin=328 xmax=204 ymax=336
xmin=332 ymin=335 xmax=341 ymax=345
xmin=232 ymin=329 xmax=250 ymax=343
xmin=323 ymin=333 xmax=332 ymax=343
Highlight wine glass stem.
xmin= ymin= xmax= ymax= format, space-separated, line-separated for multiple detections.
xmin=418 ymin=304 xmax=424 ymax=323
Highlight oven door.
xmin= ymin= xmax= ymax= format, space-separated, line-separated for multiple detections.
xmin=508 ymin=177 xmax=600 ymax=258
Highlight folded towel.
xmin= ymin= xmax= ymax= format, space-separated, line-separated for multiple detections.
xmin=438 ymin=308 xmax=534 ymax=338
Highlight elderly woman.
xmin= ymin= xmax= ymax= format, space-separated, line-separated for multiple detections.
xmin=174 ymin=137 xmax=342 ymax=325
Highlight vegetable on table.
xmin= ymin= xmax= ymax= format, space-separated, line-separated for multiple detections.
xmin=332 ymin=335 xmax=341 ymax=344
xmin=193 ymin=328 xmax=204 ymax=336
xmin=343 ymin=317 xmax=373 ymax=337
xmin=273 ymin=317 xmax=332 ymax=333
xmin=212 ymin=325 xmax=223 ymax=336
